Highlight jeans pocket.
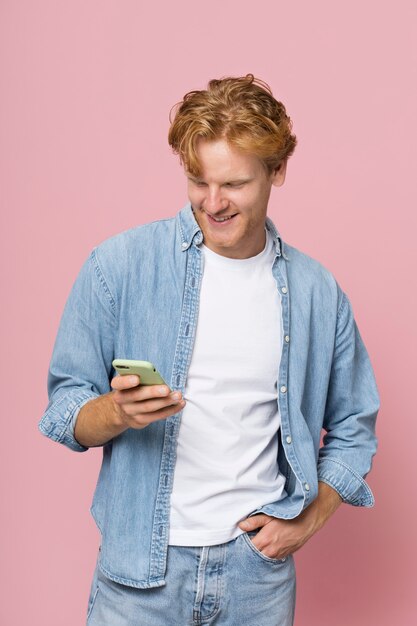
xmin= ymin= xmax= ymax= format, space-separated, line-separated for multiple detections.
xmin=87 ymin=585 xmax=100 ymax=622
xmin=86 ymin=550 xmax=101 ymax=622
xmin=242 ymin=531 xmax=288 ymax=564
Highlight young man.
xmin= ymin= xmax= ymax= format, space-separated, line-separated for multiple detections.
xmin=39 ymin=75 xmax=379 ymax=625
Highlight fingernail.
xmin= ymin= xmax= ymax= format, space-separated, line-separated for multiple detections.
xmin=240 ymin=520 xmax=250 ymax=529
xmin=172 ymin=392 xmax=181 ymax=400
xmin=159 ymin=386 xmax=168 ymax=395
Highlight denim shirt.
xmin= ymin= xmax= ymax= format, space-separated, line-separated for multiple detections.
xmin=39 ymin=203 xmax=379 ymax=588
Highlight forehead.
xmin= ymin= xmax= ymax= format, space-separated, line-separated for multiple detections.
xmin=191 ymin=138 xmax=263 ymax=179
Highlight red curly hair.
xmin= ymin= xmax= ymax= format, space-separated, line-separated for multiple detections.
xmin=168 ymin=74 xmax=297 ymax=177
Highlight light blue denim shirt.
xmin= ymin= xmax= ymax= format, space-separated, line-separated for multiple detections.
xmin=39 ymin=203 xmax=379 ymax=588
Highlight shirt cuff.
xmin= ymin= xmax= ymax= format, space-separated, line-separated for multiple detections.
xmin=317 ymin=457 xmax=375 ymax=507
xmin=38 ymin=391 xmax=99 ymax=452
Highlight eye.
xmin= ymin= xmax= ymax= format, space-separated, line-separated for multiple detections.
xmin=225 ymin=182 xmax=244 ymax=189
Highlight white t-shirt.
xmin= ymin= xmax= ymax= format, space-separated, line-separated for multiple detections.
xmin=168 ymin=229 xmax=287 ymax=546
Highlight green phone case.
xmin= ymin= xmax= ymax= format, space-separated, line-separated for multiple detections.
xmin=112 ymin=359 xmax=166 ymax=385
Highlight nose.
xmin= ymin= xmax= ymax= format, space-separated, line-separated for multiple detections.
xmin=204 ymin=186 xmax=228 ymax=215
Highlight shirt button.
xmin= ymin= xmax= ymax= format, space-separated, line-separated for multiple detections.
xmin=304 ymin=483 xmax=310 ymax=491
xmin=182 ymin=242 xmax=188 ymax=249
xmin=280 ymin=385 xmax=287 ymax=393
xmin=281 ymin=287 xmax=288 ymax=294
xmin=284 ymin=335 xmax=290 ymax=343
xmin=286 ymin=435 xmax=292 ymax=444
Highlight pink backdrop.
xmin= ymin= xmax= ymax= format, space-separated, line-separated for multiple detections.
xmin=1 ymin=1 xmax=416 ymax=624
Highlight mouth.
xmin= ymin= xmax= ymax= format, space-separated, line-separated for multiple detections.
xmin=205 ymin=212 xmax=238 ymax=225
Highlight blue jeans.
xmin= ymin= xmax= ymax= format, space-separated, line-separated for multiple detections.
xmin=86 ymin=531 xmax=296 ymax=625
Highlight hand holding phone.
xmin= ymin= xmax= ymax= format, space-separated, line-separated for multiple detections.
xmin=110 ymin=359 xmax=185 ymax=430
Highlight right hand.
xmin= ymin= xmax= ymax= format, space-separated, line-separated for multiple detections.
xmin=110 ymin=374 xmax=186 ymax=430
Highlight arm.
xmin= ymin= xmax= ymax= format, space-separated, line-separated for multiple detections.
xmin=74 ymin=376 xmax=185 ymax=448
xmin=73 ymin=389 xmax=126 ymax=448
xmin=239 ymin=288 xmax=379 ymax=558
xmin=39 ymin=248 xmax=185 ymax=451
xmin=317 ymin=289 xmax=380 ymax=506
xmin=38 ymin=249 xmax=116 ymax=451
xmin=239 ymin=482 xmax=342 ymax=560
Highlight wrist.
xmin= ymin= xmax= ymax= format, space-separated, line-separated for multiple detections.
xmin=107 ymin=392 xmax=128 ymax=429
xmin=315 ymin=482 xmax=343 ymax=528
xmin=301 ymin=482 xmax=343 ymax=534
xmin=74 ymin=392 xmax=128 ymax=448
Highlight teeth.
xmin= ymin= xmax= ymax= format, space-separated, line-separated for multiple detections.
xmin=212 ymin=215 xmax=234 ymax=222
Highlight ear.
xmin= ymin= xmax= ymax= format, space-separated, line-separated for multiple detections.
xmin=271 ymin=160 xmax=287 ymax=188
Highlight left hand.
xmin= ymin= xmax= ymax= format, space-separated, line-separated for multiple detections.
xmin=238 ymin=482 xmax=343 ymax=560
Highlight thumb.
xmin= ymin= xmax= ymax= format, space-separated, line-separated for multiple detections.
xmin=238 ymin=514 xmax=271 ymax=531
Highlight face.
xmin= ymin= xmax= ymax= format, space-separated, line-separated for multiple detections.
xmin=186 ymin=138 xmax=286 ymax=259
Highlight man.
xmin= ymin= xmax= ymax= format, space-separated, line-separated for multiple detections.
xmin=39 ymin=75 xmax=379 ymax=625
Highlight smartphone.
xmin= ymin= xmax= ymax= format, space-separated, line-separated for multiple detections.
xmin=112 ymin=359 xmax=167 ymax=386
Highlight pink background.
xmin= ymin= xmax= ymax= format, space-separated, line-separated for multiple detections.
xmin=1 ymin=1 xmax=416 ymax=624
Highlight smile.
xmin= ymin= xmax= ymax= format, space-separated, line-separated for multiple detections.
xmin=206 ymin=212 xmax=237 ymax=225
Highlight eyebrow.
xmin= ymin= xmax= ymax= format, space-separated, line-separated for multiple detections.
xmin=187 ymin=175 xmax=253 ymax=185
xmin=224 ymin=178 xmax=253 ymax=185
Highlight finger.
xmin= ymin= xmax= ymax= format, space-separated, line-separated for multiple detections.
xmin=111 ymin=375 xmax=140 ymax=390
xmin=238 ymin=514 xmax=272 ymax=531
xmin=127 ymin=398 xmax=187 ymax=427
xmin=114 ymin=385 xmax=176 ymax=405
xmin=131 ymin=384 xmax=173 ymax=400
xmin=249 ymin=526 xmax=272 ymax=552
xmin=122 ymin=393 xmax=184 ymax=415
xmin=252 ymin=539 xmax=288 ymax=561
xmin=246 ymin=524 xmax=284 ymax=558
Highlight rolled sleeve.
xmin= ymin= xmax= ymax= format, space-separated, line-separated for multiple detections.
xmin=38 ymin=248 xmax=116 ymax=452
xmin=317 ymin=457 xmax=375 ymax=507
xmin=318 ymin=290 xmax=380 ymax=507
xmin=39 ymin=390 xmax=97 ymax=452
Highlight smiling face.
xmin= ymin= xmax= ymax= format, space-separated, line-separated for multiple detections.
xmin=186 ymin=138 xmax=286 ymax=259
